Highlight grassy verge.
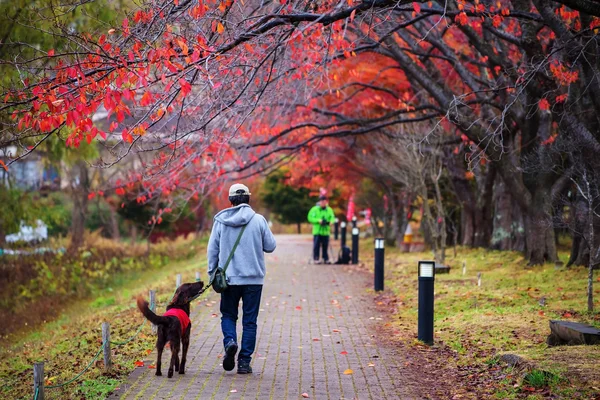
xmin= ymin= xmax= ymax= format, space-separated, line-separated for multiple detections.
xmin=0 ymin=240 xmax=209 ymax=400
xmin=364 ymin=244 xmax=600 ymax=399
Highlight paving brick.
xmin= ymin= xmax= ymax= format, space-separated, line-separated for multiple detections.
xmin=111 ymin=235 xmax=420 ymax=400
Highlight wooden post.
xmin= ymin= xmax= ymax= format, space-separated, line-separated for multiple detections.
xmin=462 ymin=261 xmax=466 ymax=276
xmin=176 ymin=274 xmax=182 ymax=288
xmin=477 ymin=272 xmax=482 ymax=287
xmin=33 ymin=362 xmax=44 ymax=400
xmin=195 ymin=271 xmax=201 ymax=282
xmin=149 ymin=290 xmax=157 ymax=335
xmin=102 ymin=322 xmax=112 ymax=370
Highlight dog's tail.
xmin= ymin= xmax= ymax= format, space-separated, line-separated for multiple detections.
xmin=136 ymin=296 xmax=171 ymax=326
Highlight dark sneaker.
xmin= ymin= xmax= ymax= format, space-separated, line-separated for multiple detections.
xmin=223 ymin=340 xmax=238 ymax=371
xmin=237 ymin=360 xmax=252 ymax=374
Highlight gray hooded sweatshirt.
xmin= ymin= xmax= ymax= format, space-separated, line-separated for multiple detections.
xmin=207 ymin=204 xmax=276 ymax=285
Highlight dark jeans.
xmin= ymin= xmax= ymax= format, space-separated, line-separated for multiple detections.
xmin=313 ymin=235 xmax=329 ymax=262
xmin=220 ymin=284 xmax=263 ymax=363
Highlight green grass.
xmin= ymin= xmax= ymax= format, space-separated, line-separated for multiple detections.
xmin=367 ymin=243 xmax=600 ymax=398
xmin=0 ymin=242 xmax=208 ymax=400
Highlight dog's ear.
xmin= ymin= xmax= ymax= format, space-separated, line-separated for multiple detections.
xmin=169 ymin=287 xmax=184 ymax=306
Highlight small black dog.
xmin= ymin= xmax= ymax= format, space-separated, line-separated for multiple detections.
xmin=137 ymin=281 xmax=204 ymax=377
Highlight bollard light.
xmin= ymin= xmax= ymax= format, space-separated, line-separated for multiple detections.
xmin=340 ymin=221 xmax=347 ymax=248
xmin=352 ymin=215 xmax=357 ymax=228
xmin=334 ymin=218 xmax=340 ymax=240
xmin=374 ymin=238 xmax=385 ymax=291
xmin=418 ymin=261 xmax=435 ymax=345
xmin=351 ymin=227 xmax=359 ymax=264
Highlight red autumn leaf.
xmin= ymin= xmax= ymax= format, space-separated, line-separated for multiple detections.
xmin=340 ymin=351 xmax=348 ymax=355
xmin=147 ymin=364 xmax=156 ymax=369
xmin=47 ymin=49 xmax=55 ymax=57
xmin=295 ymin=306 xmax=302 ymax=310
xmin=0 ymin=160 xmax=8 ymax=172
xmin=538 ymin=98 xmax=550 ymax=111
xmin=455 ymin=12 xmax=468 ymax=26
xmin=134 ymin=361 xmax=144 ymax=367
xmin=413 ymin=2 xmax=421 ymax=13
xmin=563 ymin=312 xmax=572 ymax=318
xmin=312 ymin=338 xmax=320 ymax=341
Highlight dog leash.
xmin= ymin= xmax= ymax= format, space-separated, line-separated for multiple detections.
xmin=188 ymin=281 xmax=213 ymax=303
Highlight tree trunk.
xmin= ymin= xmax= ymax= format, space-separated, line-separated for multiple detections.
xmin=0 ymin=225 xmax=5 ymax=248
xmin=587 ymin=203 xmax=594 ymax=313
xmin=461 ymin=206 xmax=475 ymax=246
xmin=473 ymin=165 xmax=496 ymax=247
xmin=109 ymin=206 xmax=121 ymax=240
xmin=130 ymin=224 xmax=138 ymax=244
xmin=524 ymin=189 xmax=557 ymax=265
xmin=491 ymin=177 xmax=513 ymax=250
xmin=68 ymin=160 xmax=89 ymax=253
xmin=297 ymin=222 xmax=301 ymax=234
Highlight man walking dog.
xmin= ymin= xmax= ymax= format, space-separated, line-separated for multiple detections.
xmin=307 ymin=195 xmax=335 ymax=264
xmin=207 ymin=183 xmax=276 ymax=374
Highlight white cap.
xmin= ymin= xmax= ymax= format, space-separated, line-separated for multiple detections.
xmin=229 ymin=183 xmax=251 ymax=196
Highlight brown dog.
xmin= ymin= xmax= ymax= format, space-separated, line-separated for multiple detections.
xmin=137 ymin=281 xmax=204 ymax=377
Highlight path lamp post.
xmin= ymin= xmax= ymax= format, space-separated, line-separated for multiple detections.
xmin=352 ymin=215 xmax=357 ymax=228
xmin=352 ymin=227 xmax=359 ymax=264
xmin=418 ymin=261 xmax=435 ymax=345
xmin=334 ymin=218 xmax=339 ymax=240
xmin=340 ymin=222 xmax=347 ymax=248
xmin=374 ymin=238 xmax=385 ymax=291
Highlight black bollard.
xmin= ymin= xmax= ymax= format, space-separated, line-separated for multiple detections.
xmin=417 ymin=261 xmax=435 ymax=345
xmin=351 ymin=227 xmax=359 ymax=264
xmin=374 ymin=238 xmax=385 ymax=291
xmin=351 ymin=215 xmax=357 ymax=228
xmin=334 ymin=218 xmax=339 ymax=240
xmin=340 ymin=221 xmax=347 ymax=248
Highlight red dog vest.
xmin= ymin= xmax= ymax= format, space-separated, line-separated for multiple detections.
xmin=163 ymin=308 xmax=190 ymax=334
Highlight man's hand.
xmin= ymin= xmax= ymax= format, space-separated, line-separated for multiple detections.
xmin=320 ymin=219 xmax=328 ymax=226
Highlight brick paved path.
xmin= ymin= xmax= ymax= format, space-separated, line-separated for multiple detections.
xmin=112 ymin=235 xmax=418 ymax=400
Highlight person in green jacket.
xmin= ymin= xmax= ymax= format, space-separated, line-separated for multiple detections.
xmin=307 ymin=195 xmax=336 ymax=264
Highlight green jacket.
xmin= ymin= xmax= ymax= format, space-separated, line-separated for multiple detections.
xmin=307 ymin=205 xmax=336 ymax=236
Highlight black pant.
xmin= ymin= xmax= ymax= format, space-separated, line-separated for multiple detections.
xmin=313 ymin=235 xmax=329 ymax=261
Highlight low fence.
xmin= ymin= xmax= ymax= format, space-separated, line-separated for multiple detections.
xmin=32 ymin=272 xmax=205 ymax=400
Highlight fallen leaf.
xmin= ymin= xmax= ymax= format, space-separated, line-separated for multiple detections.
xmin=332 ymin=329 xmax=341 ymax=333
xmin=312 ymin=338 xmax=320 ymax=342
xmin=230 ymin=389 xmax=238 ymax=393
xmin=296 ymin=306 xmax=302 ymax=310
xmin=134 ymin=361 xmax=144 ymax=367
xmin=302 ymin=393 xmax=310 ymax=398
xmin=211 ymin=313 xmax=218 ymax=317
xmin=563 ymin=312 xmax=572 ymax=318
xmin=343 ymin=369 xmax=353 ymax=375
xmin=148 ymin=365 xmax=156 ymax=369
xmin=368 ymin=363 xmax=375 ymax=367
xmin=340 ymin=351 xmax=348 ymax=355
